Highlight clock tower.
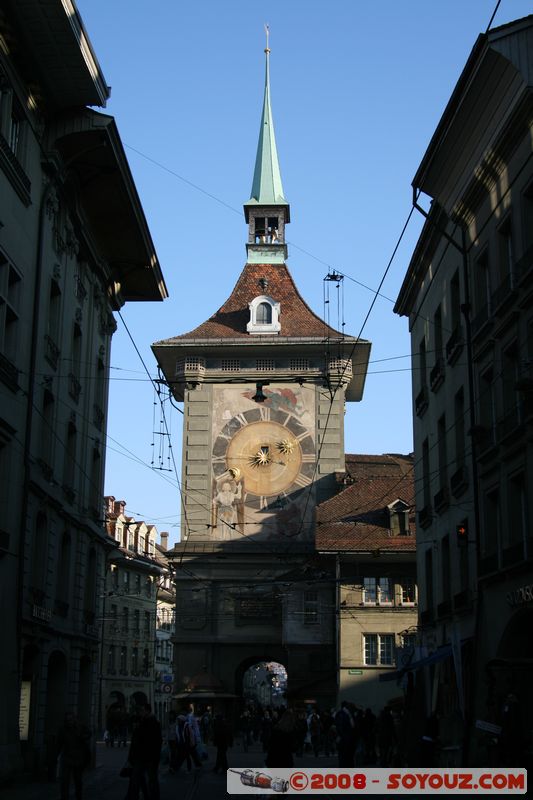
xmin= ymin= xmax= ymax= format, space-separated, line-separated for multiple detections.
xmin=152 ymin=39 xmax=370 ymax=709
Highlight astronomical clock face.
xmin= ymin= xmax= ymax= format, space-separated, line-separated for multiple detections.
xmin=211 ymin=387 xmax=316 ymax=538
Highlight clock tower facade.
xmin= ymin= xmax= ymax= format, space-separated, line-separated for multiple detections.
xmin=153 ymin=43 xmax=370 ymax=709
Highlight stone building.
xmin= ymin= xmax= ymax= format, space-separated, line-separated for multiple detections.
xmin=0 ymin=0 xmax=167 ymax=778
xmin=154 ymin=533 xmax=176 ymax=725
xmin=316 ymin=454 xmax=417 ymax=713
xmin=395 ymin=14 xmax=533 ymax=765
xmin=152 ymin=43 xmax=370 ymax=714
xmin=102 ymin=499 xmax=162 ymax=730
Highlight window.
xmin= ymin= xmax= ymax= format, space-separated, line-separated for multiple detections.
xmin=145 ymin=577 xmax=152 ymax=598
xmin=135 ymin=574 xmax=141 ymax=594
xmin=110 ymin=604 xmax=118 ymax=633
xmin=131 ymin=647 xmax=138 ymax=674
xmin=40 ymin=389 xmax=54 ymax=466
xmin=450 ymin=270 xmax=461 ymax=332
xmin=363 ymin=577 xmax=392 ymax=604
xmin=422 ymin=438 xmax=431 ymax=510
xmin=425 ymin=549 xmax=434 ymax=615
xmin=107 ymin=646 xmax=116 ymax=673
xmin=498 ymin=217 xmax=514 ymax=286
xmin=479 ymin=368 xmax=496 ymax=444
xmin=0 ymin=256 xmax=21 ymax=363
xmin=484 ymin=489 xmax=500 ymax=556
xmin=364 ymin=634 xmax=395 ymax=666
xmin=122 ymin=607 xmax=129 ymax=633
xmin=144 ymin=611 xmax=151 ymax=634
xmin=419 ymin=336 xmax=427 ymax=389
xmin=55 ymin=532 xmax=71 ymax=608
xmin=123 ymin=571 xmax=130 ymax=593
xmin=256 ymin=302 xmax=272 ymax=324
xmin=441 ymin=535 xmax=451 ymax=604
xmin=84 ymin=548 xmax=96 ymax=616
xmin=437 ymin=414 xmax=448 ymax=487
xmin=143 ymin=648 xmax=150 ymax=674
xmin=119 ymin=646 xmax=127 ymax=674
xmin=289 ymin=358 xmax=309 ymax=371
xmin=256 ymin=359 xmax=275 ymax=371
xmin=134 ymin=609 xmax=140 ymax=634
xmin=502 ymin=344 xmax=521 ymax=429
xmin=221 ymin=359 xmax=240 ymax=372
xmin=434 ymin=306 xmax=443 ymax=361
xmin=508 ymin=473 xmax=527 ymax=547
xmin=474 ymin=249 xmax=491 ymax=318
xmin=399 ymin=578 xmax=416 ymax=605
xmin=454 ymin=389 xmax=466 ymax=468
xmin=63 ymin=421 xmax=77 ymax=491
xmin=247 ymin=295 xmax=281 ymax=334
xmin=303 ymin=591 xmax=319 ymax=625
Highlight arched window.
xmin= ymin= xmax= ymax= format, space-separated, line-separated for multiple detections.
xmin=256 ymin=302 xmax=272 ymax=324
xmin=247 ymin=295 xmax=281 ymax=335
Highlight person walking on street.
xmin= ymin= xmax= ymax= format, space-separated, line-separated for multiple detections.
xmin=166 ymin=711 xmax=178 ymax=773
xmin=212 ymin=713 xmax=233 ymax=774
xmin=265 ymin=709 xmax=297 ymax=768
xmin=377 ymin=706 xmax=396 ymax=767
xmin=308 ymin=711 xmax=322 ymax=759
xmin=126 ymin=703 xmax=162 ymax=800
xmin=56 ymin=712 xmax=91 ymax=800
xmin=174 ymin=714 xmax=192 ymax=773
xmin=335 ymin=701 xmax=356 ymax=767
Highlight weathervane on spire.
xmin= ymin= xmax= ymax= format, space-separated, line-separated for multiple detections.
xmin=264 ymin=23 xmax=270 ymax=54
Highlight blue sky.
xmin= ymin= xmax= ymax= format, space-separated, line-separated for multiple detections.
xmin=75 ymin=0 xmax=532 ymax=541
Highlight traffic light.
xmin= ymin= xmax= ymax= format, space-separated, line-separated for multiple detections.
xmin=456 ymin=521 xmax=468 ymax=546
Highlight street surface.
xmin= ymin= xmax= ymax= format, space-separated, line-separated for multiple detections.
xmin=3 ymin=739 xmax=429 ymax=800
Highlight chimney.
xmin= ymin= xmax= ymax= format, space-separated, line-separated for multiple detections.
xmin=160 ymin=532 xmax=169 ymax=551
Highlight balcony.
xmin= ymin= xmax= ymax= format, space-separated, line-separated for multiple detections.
xmin=175 ymin=356 xmax=206 ymax=390
xmin=429 ymin=358 xmax=445 ymax=393
xmin=32 ymin=604 xmax=52 ymax=623
xmin=415 ymin=385 xmax=429 ymax=418
xmin=445 ymin=324 xmax=464 ymax=366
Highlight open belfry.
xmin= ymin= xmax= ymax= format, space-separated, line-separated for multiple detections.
xmin=152 ymin=34 xmax=371 ymax=708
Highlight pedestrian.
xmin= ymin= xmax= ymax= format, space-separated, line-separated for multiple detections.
xmin=376 ymin=706 xmax=396 ymax=767
xmin=419 ymin=713 xmax=439 ymax=767
xmin=126 ymin=703 xmax=162 ymax=800
xmin=166 ymin=711 xmax=178 ymax=773
xmin=334 ymin=701 xmax=356 ymax=767
xmin=361 ymin=708 xmax=377 ymax=764
xmin=212 ymin=713 xmax=233 ymax=774
xmin=261 ymin=710 xmax=273 ymax=753
xmin=184 ymin=707 xmax=203 ymax=768
xmin=174 ymin=714 xmax=192 ymax=772
xmin=200 ymin=706 xmax=213 ymax=744
xmin=308 ymin=711 xmax=322 ymax=758
xmin=239 ymin=709 xmax=252 ymax=752
xmin=56 ymin=712 xmax=91 ymax=800
xmin=265 ymin=709 xmax=297 ymax=768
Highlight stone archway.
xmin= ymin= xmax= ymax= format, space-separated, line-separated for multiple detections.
xmin=241 ymin=660 xmax=288 ymax=708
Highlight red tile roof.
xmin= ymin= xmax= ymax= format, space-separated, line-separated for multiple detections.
xmin=155 ymin=262 xmax=347 ymax=341
xmin=316 ymin=453 xmax=416 ymax=552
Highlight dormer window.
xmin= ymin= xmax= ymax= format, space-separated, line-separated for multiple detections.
xmin=387 ymin=499 xmax=410 ymax=535
xmin=247 ymin=295 xmax=281 ymax=335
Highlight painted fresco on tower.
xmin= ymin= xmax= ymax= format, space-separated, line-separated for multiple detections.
xmin=211 ymin=385 xmax=316 ymax=541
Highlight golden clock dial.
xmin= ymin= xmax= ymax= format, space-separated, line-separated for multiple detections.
xmin=226 ymin=421 xmax=303 ymax=496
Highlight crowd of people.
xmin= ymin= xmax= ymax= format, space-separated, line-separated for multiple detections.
xmin=49 ymin=700 xmax=431 ymax=799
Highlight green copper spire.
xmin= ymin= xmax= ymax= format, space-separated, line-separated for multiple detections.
xmin=245 ymin=28 xmax=289 ymax=210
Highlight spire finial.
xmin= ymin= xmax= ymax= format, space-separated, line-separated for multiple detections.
xmin=264 ymin=23 xmax=270 ymax=54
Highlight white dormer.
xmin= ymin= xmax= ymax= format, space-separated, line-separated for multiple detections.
xmin=247 ymin=295 xmax=281 ymax=335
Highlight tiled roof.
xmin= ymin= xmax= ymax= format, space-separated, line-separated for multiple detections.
xmin=153 ymin=262 xmax=347 ymax=342
xmin=316 ymin=453 xmax=416 ymax=552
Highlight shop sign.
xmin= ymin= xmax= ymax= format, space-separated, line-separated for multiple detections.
xmin=348 ymin=669 xmax=363 ymax=675
xmin=19 ymin=681 xmax=31 ymax=741
xmin=506 ymin=583 xmax=533 ymax=607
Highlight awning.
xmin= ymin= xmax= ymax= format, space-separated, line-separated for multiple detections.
xmin=380 ymin=644 xmax=452 ymax=682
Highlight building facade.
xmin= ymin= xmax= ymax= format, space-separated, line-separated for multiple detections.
xmin=395 ymin=15 xmax=533 ymax=766
xmin=152 ymin=43 xmax=370 ymax=715
xmin=0 ymin=1 xmax=167 ymax=778
xmin=154 ymin=534 xmax=176 ymax=725
xmin=317 ymin=454 xmax=418 ymax=714
xmin=102 ymin=499 xmax=163 ymax=730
